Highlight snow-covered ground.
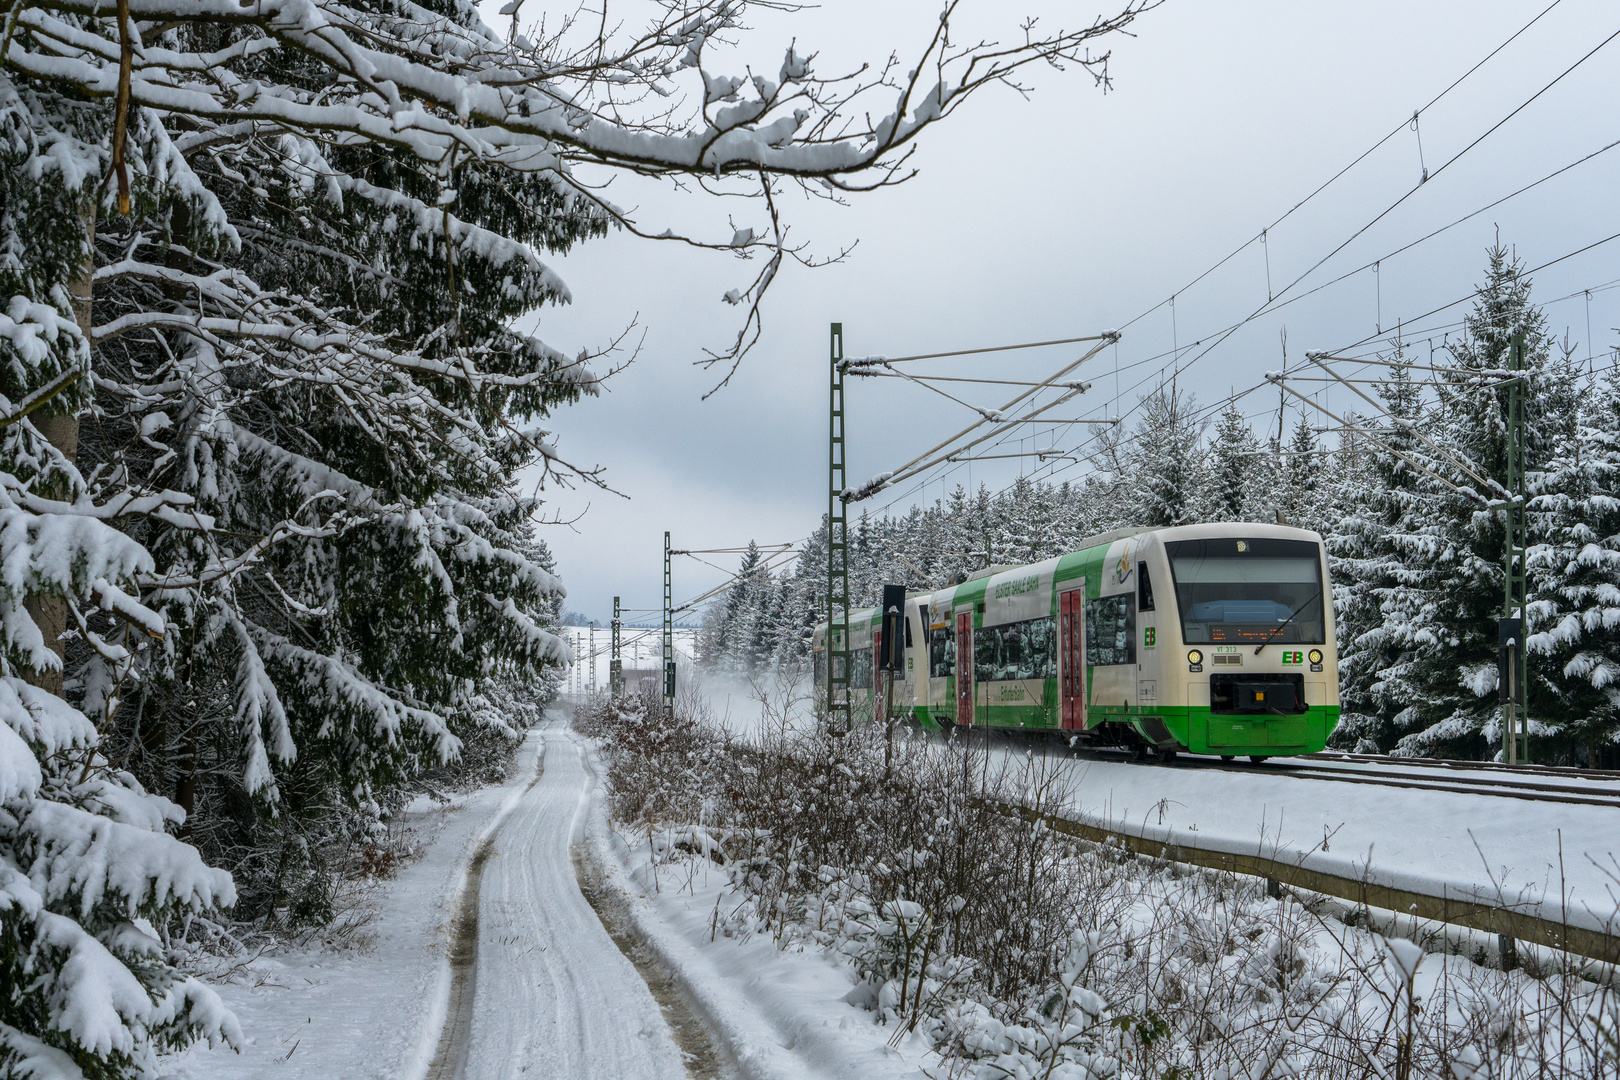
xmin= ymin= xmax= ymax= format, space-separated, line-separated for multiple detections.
xmin=159 ymin=706 xmax=1620 ymax=1080
xmin=582 ymin=753 xmax=933 ymax=1080
xmin=972 ymin=738 xmax=1620 ymax=935
xmin=163 ymin=715 xmax=913 ymax=1080
xmin=162 ymin=735 xmax=545 ymax=1078
xmin=165 ymin=724 xmax=694 ymax=1079
xmin=682 ymin=670 xmax=1620 ymax=935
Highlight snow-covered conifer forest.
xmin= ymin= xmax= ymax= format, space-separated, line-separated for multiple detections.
xmin=701 ymin=244 xmax=1620 ymax=767
xmin=0 ymin=0 xmax=1164 ymax=1071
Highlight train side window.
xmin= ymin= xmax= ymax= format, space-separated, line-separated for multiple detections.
xmin=973 ymin=616 xmax=1055 ymax=683
xmin=850 ymin=647 xmax=873 ymax=689
xmin=1139 ymin=565 xmax=1155 ymax=612
xmin=928 ymin=625 xmax=956 ymax=678
xmin=1085 ymin=594 xmax=1137 ymax=666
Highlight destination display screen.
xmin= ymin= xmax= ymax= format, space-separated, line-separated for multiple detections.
xmin=1165 ymin=538 xmax=1326 ymax=646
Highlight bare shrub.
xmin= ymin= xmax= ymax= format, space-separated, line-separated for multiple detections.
xmin=577 ymin=691 xmax=1620 ymax=1078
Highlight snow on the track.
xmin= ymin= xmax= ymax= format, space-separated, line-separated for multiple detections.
xmin=166 ymin=722 xmax=688 ymax=1080
xmin=987 ymin=738 xmax=1620 ymax=935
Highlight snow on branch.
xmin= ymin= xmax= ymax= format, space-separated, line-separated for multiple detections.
xmin=250 ymin=624 xmax=461 ymax=765
xmin=23 ymin=801 xmax=237 ymax=920
xmin=216 ymin=603 xmax=296 ymax=800
xmin=483 ymin=592 xmax=571 ymax=666
xmin=11 ymin=0 xmax=1155 ymax=374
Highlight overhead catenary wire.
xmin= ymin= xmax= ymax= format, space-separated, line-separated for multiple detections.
xmin=1110 ymin=0 xmax=1571 ymax=340
xmin=1301 ymin=351 xmax=1502 ymax=495
xmin=863 ymin=378 xmax=1097 ymax=497
xmin=843 ymin=335 xmax=1117 ymax=501
xmin=855 ymin=4 xmax=1599 ymax=514
xmin=948 ymin=450 xmax=1077 ymax=463
xmin=1019 ymin=226 xmax=1620 ymax=500
xmin=848 ymin=369 xmax=1098 ymax=389
xmin=581 ymin=542 xmax=806 ymax=665
xmin=1115 ymin=25 xmax=1620 ymax=458
xmin=1327 ymin=229 xmax=1620 ymax=357
xmin=668 ymin=545 xmax=795 ymax=554
xmin=1040 ymin=18 xmax=1620 ymax=482
xmin=931 ymin=124 xmax=1620 ymax=455
xmin=1267 ymin=376 xmax=1483 ymax=503
xmin=860 ymin=143 xmax=1620 ymax=516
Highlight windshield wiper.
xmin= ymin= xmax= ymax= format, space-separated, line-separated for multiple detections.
xmin=1253 ymin=598 xmax=1316 ymax=655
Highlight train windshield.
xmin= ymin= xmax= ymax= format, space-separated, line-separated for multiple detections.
xmin=1165 ymin=537 xmax=1325 ymax=645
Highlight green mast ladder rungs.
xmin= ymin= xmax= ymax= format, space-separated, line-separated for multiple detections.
xmin=610 ymin=595 xmax=623 ymax=696
xmin=663 ymin=531 xmax=675 ymax=719
xmin=827 ymin=322 xmax=852 ymax=734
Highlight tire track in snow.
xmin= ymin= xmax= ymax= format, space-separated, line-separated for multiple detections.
xmin=425 ymin=748 xmax=547 ymax=1080
xmin=572 ymin=789 xmax=731 ymax=1079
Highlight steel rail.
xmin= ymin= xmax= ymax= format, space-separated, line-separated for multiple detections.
xmin=1231 ymin=761 xmax=1620 ymax=809
xmin=1307 ymin=750 xmax=1620 ymax=782
xmin=1091 ymin=748 xmax=1620 ymax=807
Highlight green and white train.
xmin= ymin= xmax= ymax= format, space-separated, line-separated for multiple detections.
xmin=813 ymin=523 xmax=1340 ymax=759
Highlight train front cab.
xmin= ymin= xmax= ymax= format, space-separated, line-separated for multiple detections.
xmin=1084 ymin=524 xmax=1341 ymax=757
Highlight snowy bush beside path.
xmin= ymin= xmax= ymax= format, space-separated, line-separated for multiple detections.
xmin=579 ymin=691 xmax=1620 ymax=1079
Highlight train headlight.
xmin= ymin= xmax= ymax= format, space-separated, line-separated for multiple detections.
xmin=1187 ymin=650 xmax=1203 ymax=668
xmin=1308 ymin=649 xmax=1323 ymax=664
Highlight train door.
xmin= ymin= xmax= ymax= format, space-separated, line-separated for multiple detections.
xmin=956 ymin=610 xmax=974 ymax=726
xmin=872 ymin=629 xmax=885 ymax=724
xmin=1060 ymin=588 xmax=1086 ymax=730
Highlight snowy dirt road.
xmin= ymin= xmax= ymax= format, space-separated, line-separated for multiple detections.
xmin=167 ymin=721 xmax=729 ymax=1080
xmin=444 ymin=722 xmax=696 ymax=1080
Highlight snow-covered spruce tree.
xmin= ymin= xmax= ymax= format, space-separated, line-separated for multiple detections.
xmin=1281 ymin=413 xmax=1325 ymax=529
xmin=992 ymin=475 xmax=1050 ymax=567
xmin=1125 ymin=385 xmax=1204 ymax=527
xmin=772 ymin=517 xmax=828 ymax=670
xmin=1326 ymin=351 xmax=1443 ymax=751
xmin=1343 ymin=248 xmax=1581 ymax=756
xmin=703 ymin=541 xmax=765 ymax=675
xmin=1204 ymin=401 xmax=1262 ymax=520
xmin=73 ymin=72 xmax=599 ymax=918
xmin=1 ymin=74 xmax=245 ymax=1075
xmin=1525 ymin=359 xmax=1620 ymax=764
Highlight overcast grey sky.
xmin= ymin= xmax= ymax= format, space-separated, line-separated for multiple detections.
xmin=492 ymin=0 xmax=1620 ymax=625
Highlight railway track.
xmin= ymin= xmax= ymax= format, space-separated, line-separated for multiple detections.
xmin=1197 ymin=755 xmax=1620 ymax=809
xmin=1305 ymin=749 xmax=1620 ymax=782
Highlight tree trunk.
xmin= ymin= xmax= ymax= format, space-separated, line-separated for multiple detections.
xmin=23 ymin=205 xmax=92 ymax=697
